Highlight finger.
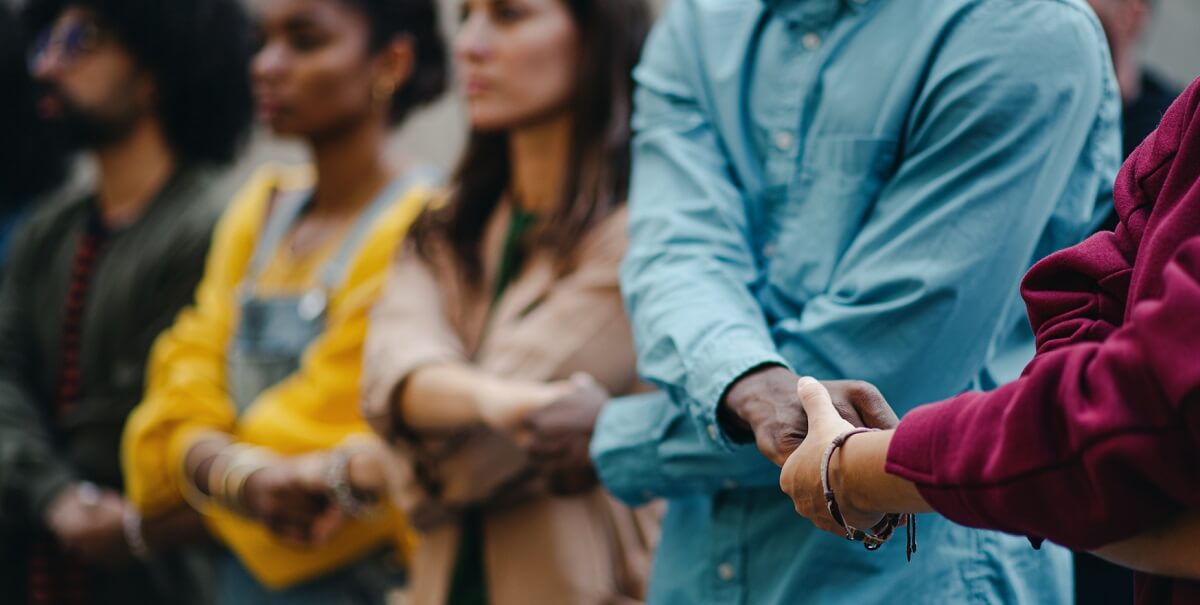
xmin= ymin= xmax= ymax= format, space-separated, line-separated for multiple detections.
xmin=855 ymin=386 xmax=900 ymax=429
xmin=279 ymin=522 xmax=313 ymax=545
xmin=273 ymin=494 xmax=327 ymax=526
xmin=310 ymin=508 xmax=345 ymax=544
xmin=512 ymin=423 xmax=535 ymax=450
xmin=570 ymin=372 xmax=597 ymax=389
xmin=795 ymin=377 xmax=838 ymax=426
xmin=526 ymin=429 xmax=572 ymax=457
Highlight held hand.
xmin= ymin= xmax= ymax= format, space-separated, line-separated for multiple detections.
xmin=723 ymin=366 xmax=899 ymax=466
xmin=780 ymin=378 xmax=882 ymax=534
xmin=479 ymin=378 xmax=575 ymax=430
xmin=517 ymin=373 xmax=608 ymax=496
xmin=45 ymin=483 xmax=133 ymax=566
xmin=242 ymin=456 xmax=334 ymax=544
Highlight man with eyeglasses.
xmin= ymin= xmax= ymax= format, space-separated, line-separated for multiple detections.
xmin=0 ymin=0 xmax=253 ymax=603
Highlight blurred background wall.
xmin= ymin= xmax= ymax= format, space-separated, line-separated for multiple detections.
xmin=7 ymin=0 xmax=1200 ymax=179
xmin=378 ymin=0 xmax=1200 ymax=176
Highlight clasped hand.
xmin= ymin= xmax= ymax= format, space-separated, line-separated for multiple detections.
xmin=722 ymin=367 xmax=900 ymax=533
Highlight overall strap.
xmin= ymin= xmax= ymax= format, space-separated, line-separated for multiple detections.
xmin=316 ymin=164 xmax=441 ymax=290
xmin=242 ymin=186 xmax=313 ymax=288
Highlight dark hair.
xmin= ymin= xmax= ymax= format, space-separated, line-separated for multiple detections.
xmin=414 ymin=0 xmax=651 ymax=286
xmin=342 ymin=0 xmax=448 ymax=125
xmin=23 ymin=0 xmax=255 ymax=164
xmin=0 ymin=5 xmax=70 ymax=205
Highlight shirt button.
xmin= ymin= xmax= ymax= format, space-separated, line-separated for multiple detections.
xmin=707 ymin=424 xmax=719 ymax=441
xmin=718 ymin=563 xmax=736 ymax=581
xmin=723 ymin=479 xmax=738 ymax=490
xmin=774 ymin=131 xmax=794 ymax=152
xmin=763 ymin=243 xmax=777 ymax=258
xmin=802 ymin=32 xmax=822 ymax=50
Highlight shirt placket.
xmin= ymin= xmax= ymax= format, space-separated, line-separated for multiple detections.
xmin=709 ymin=490 xmax=751 ymax=604
xmin=759 ymin=20 xmax=826 ymax=263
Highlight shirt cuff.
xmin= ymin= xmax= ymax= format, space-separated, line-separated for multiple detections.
xmin=684 ymin=336 xmax=790 ymax=452
xmin=590 ymin=393 xmax=673 ymax=506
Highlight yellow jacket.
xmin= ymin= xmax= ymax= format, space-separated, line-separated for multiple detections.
xmin=122 ymin=166 xmax=426 ymax=588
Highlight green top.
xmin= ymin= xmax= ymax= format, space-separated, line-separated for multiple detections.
xmin=448 ymin=204 xmax=539 ymax=605
xmin=491 ymin=205 xmax=539 ymax=305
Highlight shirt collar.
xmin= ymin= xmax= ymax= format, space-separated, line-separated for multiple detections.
xmin=761 ymin=0 xmax=869 ymax=29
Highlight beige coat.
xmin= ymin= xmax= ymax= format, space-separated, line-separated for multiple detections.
xmin=362 ymin=203 xmax=658 ymax=605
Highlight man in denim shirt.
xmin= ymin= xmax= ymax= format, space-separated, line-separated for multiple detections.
xmin=590 ymin=0 xmax=1122 ymax=602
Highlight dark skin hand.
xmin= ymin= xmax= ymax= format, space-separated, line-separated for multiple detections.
xmin=46 ymin=485 xmax=215 ymax=567
xmin=518 ymin=374 xmax=608 ymax=496
xmin=141 ymin=505 xmax=215 ymax=551
xmin=240 ymin=455 xmax=335 ymax=544
xmin=720 ymin=365 xmax=900 ymax=466
xmin=188 ymin=440 xmax=335 ymax=544
xmin=44 ymin=483 xmax=132 ymax=567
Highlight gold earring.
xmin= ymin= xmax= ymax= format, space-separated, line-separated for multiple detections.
xmin=372 ymin=81 xmax=395 ymax=109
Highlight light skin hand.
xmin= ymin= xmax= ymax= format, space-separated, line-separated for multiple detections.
xmin=721 ymin=366 xmax=899 ymax=466
xmin=478 ymin=376 xmax=575 ymax=430
xmin=779 ymin=377 xmax=883 ymax=533
xmin=516 ymin=373 xmax=608 ymax=496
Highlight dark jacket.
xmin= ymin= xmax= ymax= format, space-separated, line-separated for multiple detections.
xmin=0 ymin=165 xmax=236 ymax=605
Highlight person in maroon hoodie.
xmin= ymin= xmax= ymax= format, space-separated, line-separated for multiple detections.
xmin=778 ymin=74 xmax=1200 ymax=605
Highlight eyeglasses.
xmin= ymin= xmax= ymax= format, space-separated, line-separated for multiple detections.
xmin=28 ymin=20 xmax=108 ymax=71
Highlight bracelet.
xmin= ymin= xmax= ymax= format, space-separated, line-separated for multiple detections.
xmin=324 ymin=447 xmax=378 ymax=519
xmin=122 ymin=506 xmax=151 ymax=559
xmin=206 ymin=443 xmax=253 ymax=506
xmin=179 ymin=433 xmax=236 ymax=513
xmin=219 ymin=448 xmax=274 ymax=516
xmin=821 ymin=428 xmax=918 ymax=560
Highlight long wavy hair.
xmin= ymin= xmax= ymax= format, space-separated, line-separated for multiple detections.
xmin=412 ymin=0 xmax=651 ymax=287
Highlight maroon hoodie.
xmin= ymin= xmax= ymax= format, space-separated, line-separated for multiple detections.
xmin=885 ymin=75 xmax=1200 ymax=605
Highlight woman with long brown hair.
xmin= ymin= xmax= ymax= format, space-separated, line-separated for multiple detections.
xmin=360 ymin=0 xmax=654 ymax=603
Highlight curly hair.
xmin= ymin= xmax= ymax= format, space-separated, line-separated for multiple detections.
xmin=342 ymin=0 xmax=448 ymax=125
xmin=23 ymin=0 xmax=255 ymax=164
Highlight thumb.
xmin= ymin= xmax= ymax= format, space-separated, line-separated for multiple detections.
xmin=796 ymin=377 xmax=838 ymax=427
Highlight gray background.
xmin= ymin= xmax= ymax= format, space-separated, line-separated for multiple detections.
xmin=7 ymin=0 xmax=1198 ymax=174
xmin=375 ymin=0 xmax=1200 ymax=172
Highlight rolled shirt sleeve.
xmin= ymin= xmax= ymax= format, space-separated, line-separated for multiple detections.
xmin=620 ymin=1 xmax=791 ymax=450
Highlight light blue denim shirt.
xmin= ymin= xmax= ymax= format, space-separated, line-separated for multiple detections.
xmin=592 ymin=0 xmax=1122 ymax=603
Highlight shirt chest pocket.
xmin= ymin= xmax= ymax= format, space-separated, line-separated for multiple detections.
xmin=769 ymin=135 xmax=897 ymax=298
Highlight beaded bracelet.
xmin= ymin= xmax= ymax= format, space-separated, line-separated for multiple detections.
xmin=324 ymin=447 xmax=379 ymax=519
xmin=822 ymin=428 xmax=918 ymax=561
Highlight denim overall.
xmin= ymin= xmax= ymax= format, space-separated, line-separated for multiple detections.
xmin=218 ymin=169 xmax=435 ymax=605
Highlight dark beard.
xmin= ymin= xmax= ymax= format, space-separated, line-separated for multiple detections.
xmin=38 ymin=82 xmax=142 ymax=150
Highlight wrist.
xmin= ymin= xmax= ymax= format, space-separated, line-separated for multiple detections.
xmin=325 ymin=448 xmax=380 ymax=518
xmin=345 ymin=449 xmax=386 ymax=494
xmin=123 ymin=506 xmax=151 ymax=559
xmin=830 ymin=444 xmax=862 ymax=515
xmin=720 ymin=364 xmax=792 ymax=441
